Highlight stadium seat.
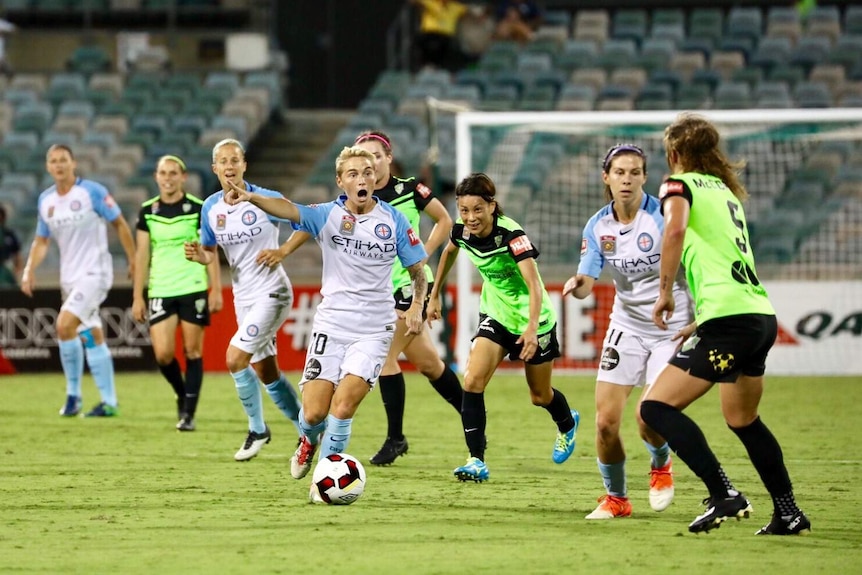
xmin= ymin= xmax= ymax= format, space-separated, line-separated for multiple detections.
xmin=571 ymin=67 xmax=607 ymax=93
xmin=555 ymin=40 xmax=598 ymax=73
xmin=517 ymin=84 xmax=557 ymax=111
xmin=45 ymin=73 xmax=87 ymax=105
xmin=793 ymin=81 xmax=833 ymax=107
xmin=725 ymin=7 xmax=763 ymax=44
xmin=678 ymin=37 xmax=713 ymax=61
xmin=690 ymin=68 xmax=722 ymax=92
xmin=52 ymin=115 xmax=90 ymax=139
xmin=846 ymin=6 xmax=862 ymax=35
xmin=477 ymin=85 xmax=518 ymax=111
xmin=766 ymin=20 xmax=802 ymax=47
xmin=635 ymin=83 xmax=673 ymax=110
xmin=754 ymin=80 xmax=792 ymax=108
xmin=689 ymin=8 xmax=724 ymax=43
xmin=556 ymin=83 xmax=596 ymax=111
xmin=713 ymin=81 xmax=752 ymax=109
xmin=649 ymin=68 xmax=684 ymax=95
xmin=749 ymin=36 xmax=792 ymax=72
xmin=572 ymin=9 xmax=609 ymax=44
xmin=10 ymin=73 xmax=48 ymax=95
xmin=675 ymin=83 xmax=711 ymax=109
xmin=828 ymin=35 xmax=862 ymax=74
xmin=454 ymin=69 xmax=490 ymax=97
xmin=717 ymin=37 xmax=755 ymax=63
xmin=3 ymin=88 xmax=39 ymax=107
xmin=709 ymin=50 xmax=746 ymax=81
xmin=669 ymin=51 xmax=706 ymax=82
xmin=790 ymin=36 xmax=832 ymax=73
xmin=67 ymin=45 xmax=112 ymax=75
xmin=611 ymin=9 xmax=647 ymax=45
xmin=809 ymin=64 xmax=846 ymax=99
xmin=608 ymin=67 xmax=647 ymax=94
xmin=767 ymin=64 xmax=806 ymax=88
xmin=595 ymin=39 xmax=637 ymax=71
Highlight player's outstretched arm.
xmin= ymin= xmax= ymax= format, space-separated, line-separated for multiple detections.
xmin=427 ymin=239 xmax=459 ymax=325
xmin=224 ymin=180 xmax=300 ymax=222
xmin=404 ymin=261 xmax=428 ymax=335
xmin=562 ymin=274 xmax=594 ymax=299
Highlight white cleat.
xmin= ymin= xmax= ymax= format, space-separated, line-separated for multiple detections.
xmin=234 ymin=426 xmax=271 ymax=461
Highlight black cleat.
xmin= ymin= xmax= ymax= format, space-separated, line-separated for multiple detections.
xmin=176 ymin=416 xmax=196 ymax=432
xmin=689 ymin=492 xmax=753 ymax=533
xmin=369 ymin=436 xmax=409 ymax=466
xmin=755 ymin=510 xmax=811 ymax=536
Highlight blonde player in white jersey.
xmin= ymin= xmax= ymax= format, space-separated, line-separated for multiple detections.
xmin=221 ymin=146 xmax=428 ymax=499
xmin=21 ymin=144 xmax=136 ymax=418
xmin=184 ymin=139 xmax=302 ymax=461
xmin=564 ymin=144 xmax=693 ymax=519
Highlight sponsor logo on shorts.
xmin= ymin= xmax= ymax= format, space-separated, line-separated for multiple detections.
xmin=599 ymin=346 xmax=620 ymax=371
xmin=373 ymin=363 xmax=382 ymax=379
xmin=303 ymin=358 xmax=322 ymax=380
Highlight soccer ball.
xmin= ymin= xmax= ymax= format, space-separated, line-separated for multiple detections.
xmin=310 ymin=453 xmax=366 ymax=505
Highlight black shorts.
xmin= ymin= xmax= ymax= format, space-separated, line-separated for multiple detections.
xmin=473 ymin=313 xmax=561 ymax=365
xmin=393 ymin=283 xmax=433 ymax=315
xmin=669 ymin=314 xmax=777 ymax=382
xmin=148 ymin=291 xmax=210 ymax=327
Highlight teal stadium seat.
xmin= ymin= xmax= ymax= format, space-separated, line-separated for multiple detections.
xmin=611 ymin=9 xmax=647 ymax=45
xmin=714 ymin=81 xmax=752 ymax=109
xmin=789 ymin=36 xmax=831 ymax=74
xmin=725 ymin=7 xmax=763 ymax=44
xmin=689 ymin=8 xmax=724 ymax=43
xmin=793 ymin=81 xmax=833 ymax=108
xmin=67 ymin=45 xmax=112 ymax=75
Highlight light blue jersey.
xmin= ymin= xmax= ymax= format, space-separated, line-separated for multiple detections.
xmin=36 ymin=177 xmax=122 ymax=287
xmin=294 ymin=195 xmax=426 ymax=335
xmin=578 ymin=193 xmax=692 ymax=335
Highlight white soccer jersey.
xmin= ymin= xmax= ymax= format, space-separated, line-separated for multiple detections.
xmin=294 ymin=195 xmax=426 ymax=335
xmin=577 ymin=193 xmax=692 ymax=336
xmin=36 ymin=178 xmax=121 ymax=287
xmin=201 ymin=184 xmax=292 ymax=307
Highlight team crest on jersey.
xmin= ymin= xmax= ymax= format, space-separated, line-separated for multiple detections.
xmin=152 ymin=201 xmax=160 ymax=214
xmin=48 ymin=206 xmax=55 ymax=218
xmin=375 ymin=223 xmax=392 ymax=240
xmin=416 ymin=183 xmax=432 ymax=198
xmin=601 ymin=235 xmax=616 ymax=255
xmin=462 ymin=226 xmax=471 ymax=240
xmin=70 ymin=200 xmax=82 ymax=211
xmin=395 ymin=182 xmax=405 ymax=195
xmin=407 ymin=227 xmax=420 ymax=246
xmin=216 ymin=214 xmax=226 ymax=230
xmin=242 ymin=210 xmax=257 ymax=225
xmin=580 ymin=238 xmax=588 ymax=255
xmin=246 ymin=324 xmax=259 ymax=337
xmin=340 ymin=214 xmax=356 ymax=235
xmin=509 ymin=235 xmax=533 ymax=256
xmin=183 ymin=202 xmax=191 ymax=213
xmin=637 ymin=232 xmax=654 ymax=252
xmin=494 ymin=235 xmax=502 ymax=247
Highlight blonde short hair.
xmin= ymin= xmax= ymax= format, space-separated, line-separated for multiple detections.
xmin=335 ymin=146 xmax=375 ymax=177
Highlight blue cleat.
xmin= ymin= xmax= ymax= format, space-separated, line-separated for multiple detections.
xmin=454 ymin=457 xmax=489 ymax=482
xmin=552 ymin=409 xmax=580 ymax=464
xmin=59 ymin=395 xmax=82 ymax=417
xmin=84 ymin=402 xmax=118 ymax=417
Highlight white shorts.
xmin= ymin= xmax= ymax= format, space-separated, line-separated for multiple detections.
xmin=61 ymin=276 xmax=110 ymax=332
xmin=230 ymin=294 xmax=292 ymax=364
xmin=597 ymin=322 xmax=680 ymax=387
xmin=299 ymin=325 xmax=394 ymax=389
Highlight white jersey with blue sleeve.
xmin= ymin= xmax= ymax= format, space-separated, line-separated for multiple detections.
xmin=201 ymin=183 xmax=292 ymax=308
xmin=577 ymin=193 xmax=692 ymax=336
xmin=36 ymin=177 xmax=121 ymax=287
xmin=294 ymin=195 xmax=427 ymax=335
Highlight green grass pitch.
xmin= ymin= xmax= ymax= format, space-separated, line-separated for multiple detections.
xmin=1 ymin=372 xmax=860 ymax=574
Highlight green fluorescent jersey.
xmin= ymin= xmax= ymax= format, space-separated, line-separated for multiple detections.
xmin=136 ymin=194 xmax=208 ymax=298
xmin=452 ymin=214 xmax=555 ymax=334
xmin=659 ymin=173 xmax=774 ymax=324
xmin=374 ymin=176 xmax=435 ymax=292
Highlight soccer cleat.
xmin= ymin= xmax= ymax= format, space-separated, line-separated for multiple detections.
xmin=59 ymin=395 xmax=82 ymax=417
xmin=649 ymin=460 xmax=675 ymax=512
xmin=176 ymin=416 xmax=196 ymax=432
xmin=234 ymin=426 xmax=271 ymax=461
xmin=369 ymin=436 xmax=409 ymax=466
xmin=84 ymin=402 xmax=118 ymax=417
xmin=454 ymin=457 xmax=489 ymax=482
xmin=755 ymin=510 xmax=811 ymax=536
xmin=688 ymin=492 xmax=753 ymax=533
xmin=308 ymin=482 xmax=325 ymax=504
xmin=585 ymin=494 xmax=633 ymax=519
xmin=290 ymin=435 xmax=317 ymax=479
xmin=552 ymin=409 xmax=580 ymax=464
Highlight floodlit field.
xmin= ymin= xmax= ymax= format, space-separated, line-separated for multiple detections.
xmin=1 ymin=372 xmax=859 ymax=574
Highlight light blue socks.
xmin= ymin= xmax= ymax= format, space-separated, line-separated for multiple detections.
xmin=231 ymin=366 xmax=266 ymax=434
xmin=644 ymin=440 xmax=671 ymax=469
xmin=84 ymin=343 xmax=116 ymax=407
xmin=58 ymin=338 xmax=84 ymax=398
xmin=319 ymin=414 xmax=352 ymax=459
xmin=598 ymin=459 xmax=627 ymax=497
xmin=264 ymin=374 xmax=302 ymax=433
xmin=298 ymin=407 xmax=327 ymax=445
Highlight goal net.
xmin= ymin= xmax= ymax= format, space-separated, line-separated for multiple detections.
xmin=442 ymin=108 xmax=862 ymax=375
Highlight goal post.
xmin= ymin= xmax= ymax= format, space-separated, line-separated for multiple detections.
xmin=448 ymin=108 xmax=862 ymax=375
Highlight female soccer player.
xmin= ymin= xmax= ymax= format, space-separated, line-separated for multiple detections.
xmin=427 ymin=172 xmax=579 ymax=482
xmin=22 ymin=144 xmax=136 ymax=417
xmin=185 ymin=139 xmax=302 ymax=460
xmin=641 ymin=113 xmax=810 ymax=535
xmin=564 ymin=144 xmax=691 ymax=519
xmin=132 ymin=155 xmax=222 ymax=431
xmin=220 ymin=146 xmax=428 ymax=494
xmin=264 ymin=130 xmax=464 ymax=466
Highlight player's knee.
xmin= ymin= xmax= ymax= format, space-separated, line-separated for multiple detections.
xmin=225 ymin=346 xmax=251 ymax=373
xmin=154 ymin=349 xmax=175 ymax=365
xmin=596 ymin=411 xmax=621 ymax=439
xmin=78 ymin=328 xmax=98 ymax=349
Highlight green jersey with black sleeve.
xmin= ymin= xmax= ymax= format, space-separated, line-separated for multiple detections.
xmin=136 ymin=194 xmax=209 ymax=299
xmin=658 ymin=173 xmax=774 ymax=324
xmin=374 ymin=176 xmax=435 ymax=293
xmin=451 ymin=214 xmax=555 ymax=334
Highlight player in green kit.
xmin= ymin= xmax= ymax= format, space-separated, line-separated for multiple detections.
xmin=640 ymin=113 xmax=810 ymax=535
xmin=132 ymin=155 xmax=222 ymax=431
xmin=427 ymin=172 xmax=579 ymax=482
